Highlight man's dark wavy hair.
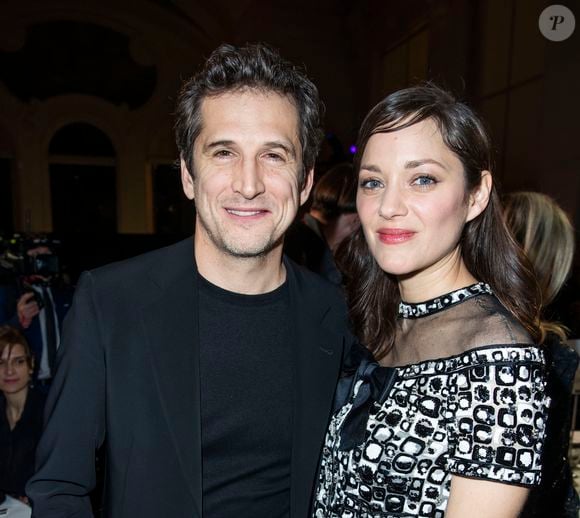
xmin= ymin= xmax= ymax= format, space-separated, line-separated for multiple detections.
xmin=174 ymin=42 xmax=324 ymax=187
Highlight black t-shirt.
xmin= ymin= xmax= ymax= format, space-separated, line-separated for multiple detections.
xmin=198 ymin=274 xmax=293 ymax=518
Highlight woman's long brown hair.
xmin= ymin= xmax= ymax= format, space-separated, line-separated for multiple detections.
xmin=337 ymin=85 xmax=542 ymax=360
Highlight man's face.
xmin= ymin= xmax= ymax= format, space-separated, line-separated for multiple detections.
xmin=181 ymin=89 xmax=313 ymax=259
xmin=27 ymin=246 xmax=51 ymax=257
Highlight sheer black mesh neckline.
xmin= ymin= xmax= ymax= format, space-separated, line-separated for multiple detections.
xmin=398 ymin=282 xmax=493 ymax=319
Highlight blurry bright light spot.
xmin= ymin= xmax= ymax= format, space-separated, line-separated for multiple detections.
xmin=349 ymin=145 xmax=357 ymax=154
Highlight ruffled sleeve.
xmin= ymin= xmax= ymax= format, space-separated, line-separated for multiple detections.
xmin=444 ymin=346 xmax=550 ymax=486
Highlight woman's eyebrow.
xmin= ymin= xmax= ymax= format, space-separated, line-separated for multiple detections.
xmin=359 ymin=163 xmax=382 ymax=173
xmin=2 ymin=354 xmax=26 ymax=362
xmin=404 ymin=158 xmax=447 ymax=170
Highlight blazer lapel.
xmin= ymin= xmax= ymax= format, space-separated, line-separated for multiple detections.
xmin=286 ymin=263 xmax=344 ymax=517
xmin=140 ymin=240 xmax=202 ymax=516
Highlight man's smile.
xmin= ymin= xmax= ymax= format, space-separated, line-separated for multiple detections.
xmin=225 ymin=208 xmax=268 ymax=217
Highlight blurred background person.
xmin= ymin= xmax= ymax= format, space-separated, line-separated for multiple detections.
xmin=504 ymin=192 xmax=575 ymax=326
xmin=504 ymin=191 xmax=579 ymax=518
xmin=0 ymin=239 xmax=73 ymax=390
xmin=285 ymin=162 xmax=359 ymax=284
xmin=0 ymin=325 xmax=45 ymax=503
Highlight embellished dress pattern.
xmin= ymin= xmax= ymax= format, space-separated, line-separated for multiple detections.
xmin=313 ymin=284 xmax=550 ymax=518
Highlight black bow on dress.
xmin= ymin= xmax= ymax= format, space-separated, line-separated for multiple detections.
xmin=335 ymin=358 xmax=398 ymax=451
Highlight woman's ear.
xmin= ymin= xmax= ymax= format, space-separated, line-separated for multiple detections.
xmin=466 ymin=171 xmax=492 ymax=222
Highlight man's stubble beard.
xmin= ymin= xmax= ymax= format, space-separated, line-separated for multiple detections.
xmin=195 ymin=208 xmax=284 ymax=260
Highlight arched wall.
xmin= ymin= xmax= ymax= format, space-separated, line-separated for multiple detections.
xmin=1 ymin=0 xmax=364 ymax=234
xmin=0 ymin=0 xmax=213 ymax=233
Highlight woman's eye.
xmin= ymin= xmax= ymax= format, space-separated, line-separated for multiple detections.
xmin=359 ymin=178 xmax=382 ymax=190
xmin=412 ymin=175 xmax=437 ymax=187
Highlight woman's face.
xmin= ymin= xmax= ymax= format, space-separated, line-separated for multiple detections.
xmin=357 ymin=118 xmax=483 ymax=279
xmin=0 ymin=343 xmax=32 ymax=396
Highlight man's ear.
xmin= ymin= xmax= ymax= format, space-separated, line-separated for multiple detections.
xmin=299 ymin=168 xmax=315 ymax=206
xmin=466 ymin=170 xmax=492 ymax=222
xmin=180 ymin=159 xmax=195 ymax=200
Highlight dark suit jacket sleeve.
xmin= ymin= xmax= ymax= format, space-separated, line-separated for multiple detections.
xmin=27 ymin=272 xmax=106 ymax=518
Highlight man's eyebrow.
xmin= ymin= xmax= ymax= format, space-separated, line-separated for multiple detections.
xmin=203 ymin=139 xmax=297 ymax=158
xmin=404 ymin=158 xmax=447 ymax=170
xmin=263 ymin=140 xmax=297 ymax=158
xmin=204 ymin=140 xmax=235 ymax=151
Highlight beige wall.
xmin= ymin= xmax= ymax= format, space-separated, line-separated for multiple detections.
xmin=349 ymin=0 xmax=579 ymax=221
xmin=475 ymin=0 xmax=580 ymax=220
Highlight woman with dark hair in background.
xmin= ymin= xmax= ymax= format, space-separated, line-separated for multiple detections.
xmin=312 ymin=86 xmax=550 ymax=517
xmin=0 ymin=325 xmax=45 ymax=503
xmin=285 ymin=162 xmax=359 ymax=284
xmin=307 ymin=163 xmax=360 ymax=254
xmin=504 ymin=191 xmax=579 ymax=518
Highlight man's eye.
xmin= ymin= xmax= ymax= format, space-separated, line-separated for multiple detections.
xmin=265 ymin=153 xmax=284 ymax=161
xmin=214 ymin=150 xmax=232 ymax=158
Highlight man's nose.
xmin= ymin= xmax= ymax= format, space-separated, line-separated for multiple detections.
xmin=232 ymin=159 xmax=265 ymax=199
xmin=378 ymin=185 xmax=408 ymax=220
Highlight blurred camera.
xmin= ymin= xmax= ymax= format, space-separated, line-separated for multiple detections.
xmin=19 ymin=253 xmax=60 ymax=277
xmin=0 ymin=234 xmax=61 ymax=282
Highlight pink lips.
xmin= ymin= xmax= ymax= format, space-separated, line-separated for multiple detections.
xmin=377 ymin=228 xmax=416 ymax=244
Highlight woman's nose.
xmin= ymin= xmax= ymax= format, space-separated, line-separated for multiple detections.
xmin=378 ymin=185 xmax=408 ymax=219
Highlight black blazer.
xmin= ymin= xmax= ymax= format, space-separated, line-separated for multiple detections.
xmin=27 ymin=238 xmax=353 ymax=518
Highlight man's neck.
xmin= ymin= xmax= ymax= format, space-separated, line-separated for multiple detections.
xmin=195 ymin=241 xmax=286 ymax=295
